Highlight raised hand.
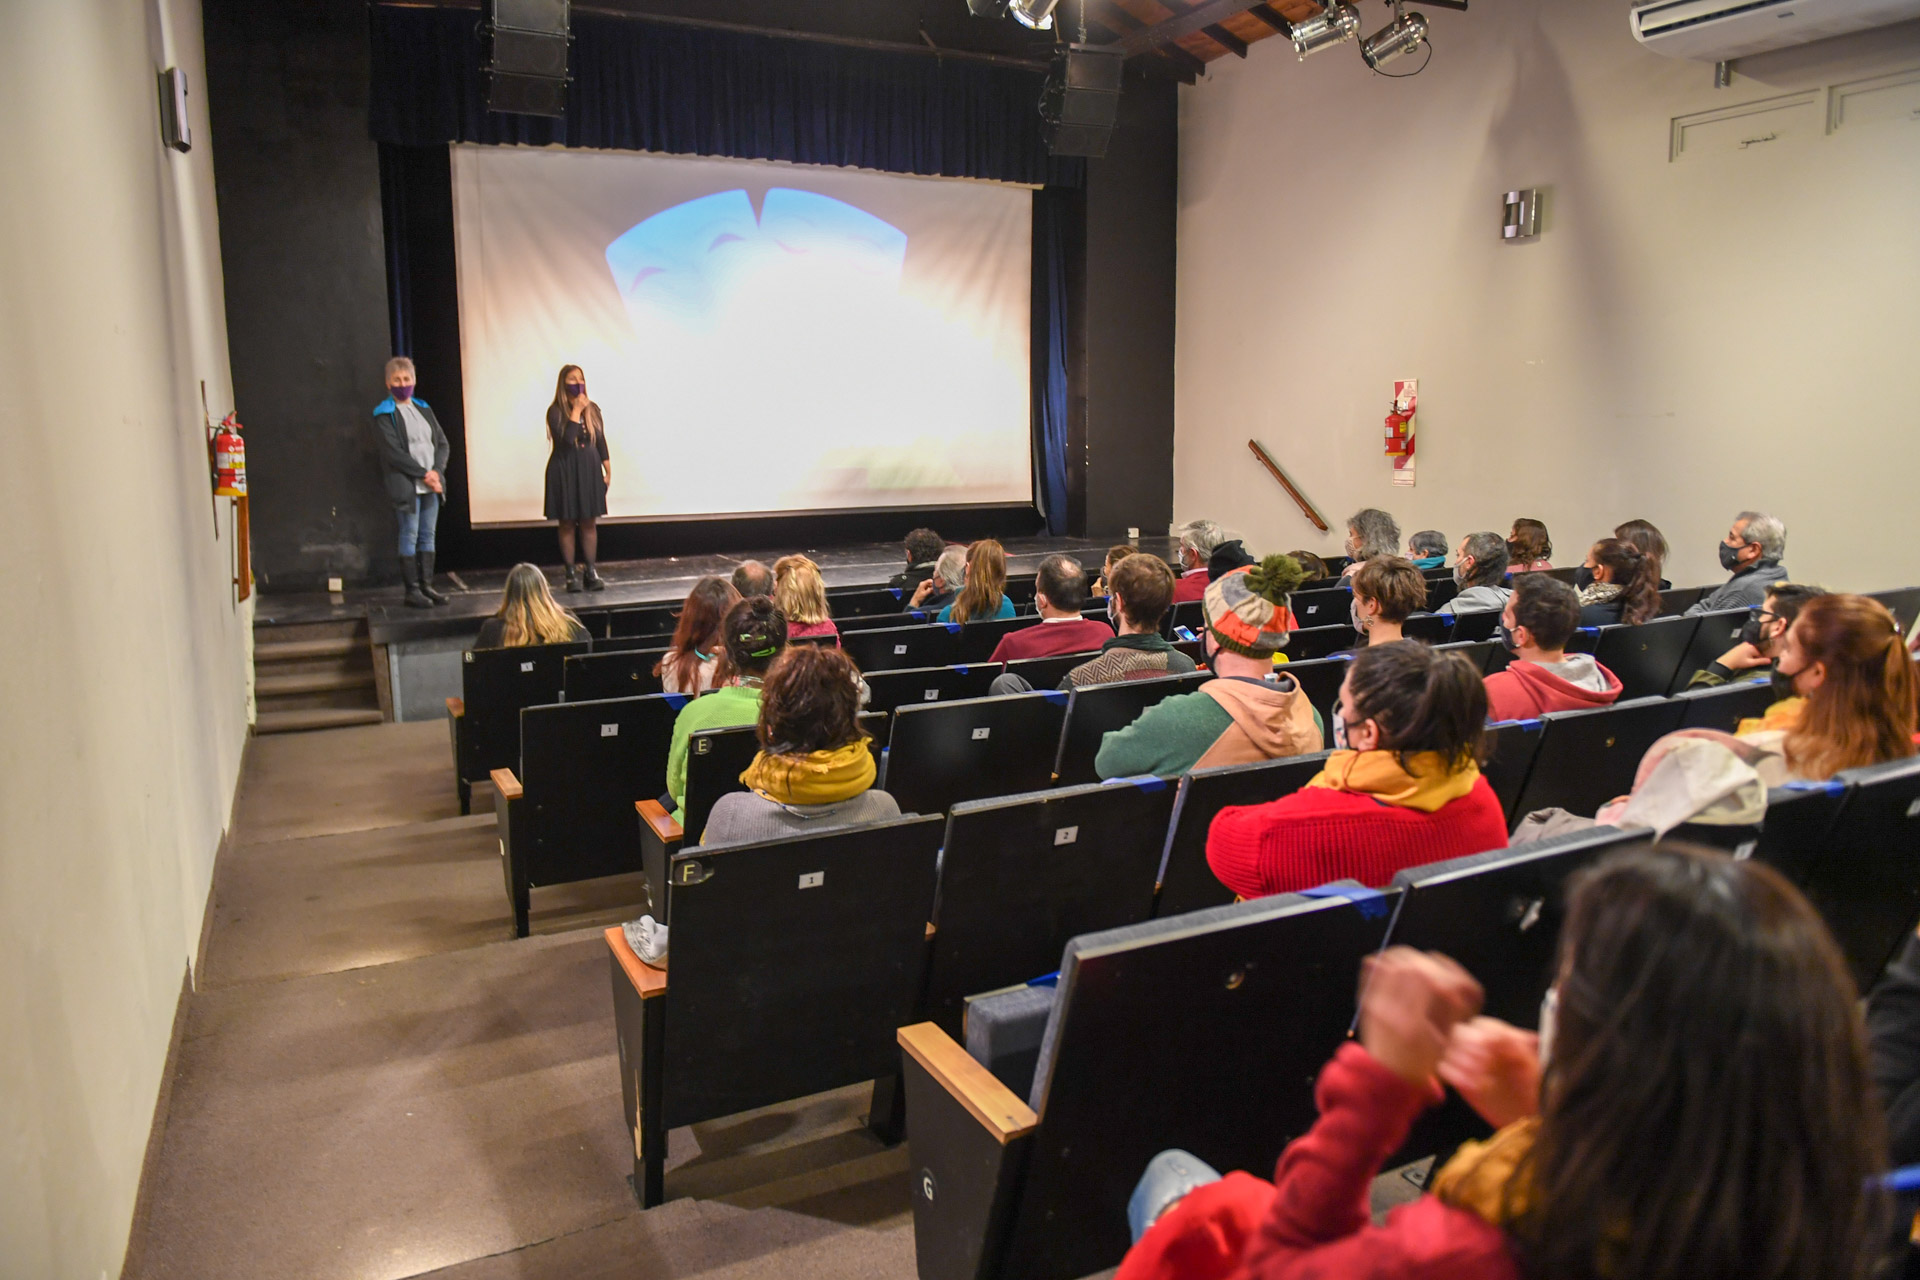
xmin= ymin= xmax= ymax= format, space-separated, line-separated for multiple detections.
xmin=1357 ymin=947 xmax=1484 ymax=1087
xmin=1438 ymin=1017 xmax=1542 ymax=1129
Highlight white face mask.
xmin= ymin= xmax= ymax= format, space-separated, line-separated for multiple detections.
xmin=1350 ymin=597 xmax=1370 ymax=633
xmin=1332 ymin=710 xmax=1349 ymax=750
xmin=1537 ymin=986 xmax=1559 ymax=1072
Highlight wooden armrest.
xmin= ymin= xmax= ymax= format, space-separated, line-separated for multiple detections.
xmin=603 ymin=926 xmax=667 ymax=998
xmin=490 ymin=768 xmax=522 ymax=801
xmin=446 ymin=697 xmax=465 ymax=718
xmin=898 ymin=1022 xmax=1037 ymax=1144
xmin=636 ymin=798 xmax=683 ymax=843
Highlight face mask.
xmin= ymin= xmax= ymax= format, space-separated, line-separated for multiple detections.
xmin=392 ymin=385 xmax=413 ymax=401
xmin=1537 ymin=986 xmax=1559 ymax=1072
xmin=1770 ymin=663 xmax=1803 ymax=701
xmin=1738 ymin=614 xmax=1769 ymax=649
xmin=566 ymin=382 xmax=586 ymax=397
xmin=1495 ymin=623 xmax=1518 ymax=652
xmin=1350 ymin=598 xmax=1370 ymax=633
xmin=1332 ymin=710 xmax=1349 ymax=750
xmin=1453 ymin=560 xmax=1470 ymax=588
xmin=1718 ymin=541 xmax=1743 ymax=571
xmin=1573 ymin=566 xmax=1594 ymax=590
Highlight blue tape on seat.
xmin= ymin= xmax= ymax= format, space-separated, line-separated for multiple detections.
xmin=889 ymin=587 xmax=903 ymax=599
xmin=910 ymin=610 xmax=927 ymax=621
xmin=1104 ymin=774 xmax=1168 ymax=792
xmin=1028 ymin=971 xmax=1060 ymax=988
xmin=1576 ymin=627 xmax=1599 ymax=636
xmin=1781 ymin=778 xmax=1847 ymax=794
xmin=1299 ymin=884 xmax=1390 ymax=919
xmin=1040 ymin=689 xmax=1068 ymax=705
xmin=946 ymin=623 xmax=962 ymax=635
xmin=1881 ymin=1164 xmax=1920 ymax=1193
xmin=1488 ymin=717 xmax=1543 ymax=729
xmin=955 ymin=664 xmax=970 ymax=675
xmin=663 ymin=694 xmax=690 ymax=711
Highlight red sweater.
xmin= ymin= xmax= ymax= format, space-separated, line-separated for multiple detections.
xmin=988 ymin=616 xmax=1115 ymax=664
xmin=1117 ymin=1044 xmax=1517 ymax=1280
xmin=1173 ymin=570 xmax=1211 ymax=603
xmin=1206 ymin=777 xmax=1508 ymax=900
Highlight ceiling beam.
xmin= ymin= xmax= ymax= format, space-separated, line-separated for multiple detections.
xmin=1117 ymin=0 xmax=1262 ymax=57
xmin=1156 ymin=41 xmax=1208 ymax=79
xmin=1245 ymin=3 xmax=1292 ymax=35
xmin=1202 ymin=23 xmax=1249 ymax=56
xmin=1087 ymin=5 xmax=1200 ymax=82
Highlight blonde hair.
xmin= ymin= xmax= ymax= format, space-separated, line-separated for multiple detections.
xmin=772 ymin=554 xmax=830 ymax=627
xmin=494 ymin=563 xmax=582 ymax=647
xmin=950 ymin=539 xmax=1008 ymax=624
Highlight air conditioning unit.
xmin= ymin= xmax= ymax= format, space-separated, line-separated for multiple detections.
xmin=1630 ymin=0 xmax=1920 ymax=60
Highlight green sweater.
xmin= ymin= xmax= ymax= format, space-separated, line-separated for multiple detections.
xmin=1093 ymin=681 xmax=1325 ymax=780
xmin=666 ymin=684 xmax=762 ymax=823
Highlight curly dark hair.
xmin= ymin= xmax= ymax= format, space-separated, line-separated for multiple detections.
xmin=758 ymin=645 xmax=867 ymax=755
xmin=711 ymin=596 xmax=787 ymax=687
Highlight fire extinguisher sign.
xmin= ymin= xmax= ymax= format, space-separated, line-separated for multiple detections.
xmin=1386 ymin=379 xmax=1416 ymax=488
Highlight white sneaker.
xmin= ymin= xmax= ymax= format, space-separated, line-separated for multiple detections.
xmin=622 ymin=915 xmax=668 ymax=968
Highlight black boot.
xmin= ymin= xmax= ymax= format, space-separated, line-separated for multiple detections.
xmin=583 ymin=563 xmax=605 ymax=592
xmin=564 ymin=564 xmax=579 ymax=593
xmin=402 ymin=558 xmax=432 ymax=609
xmin=417 ymin=551 xmax=449 ymax=605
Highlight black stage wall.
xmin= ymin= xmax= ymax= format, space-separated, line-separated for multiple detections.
xmin=204 ymin=0 xmax=1178 ymax=592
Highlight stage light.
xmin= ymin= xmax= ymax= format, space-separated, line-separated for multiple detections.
xmin=1008 ymin=0 xmax=1061 ymax=29
xmin=1361 ymin=2 xmax=1428 ymax=69
xmin=966 ymin=0 xmax=1010 ymax=18
xmin=1290 ymin=2 xmax=1361 ymax=58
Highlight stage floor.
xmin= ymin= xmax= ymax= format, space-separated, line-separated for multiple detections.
xmin=255 ymin=534 xmax=1175 ymax=642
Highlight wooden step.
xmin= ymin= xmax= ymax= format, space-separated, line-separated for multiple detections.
xmin=254 ymin=707 xmax=385 ymax=735
xmin=255 ymin=637 xmax=362 ymax=663
xmin=254 ymin=670 xmax=376 ymax=698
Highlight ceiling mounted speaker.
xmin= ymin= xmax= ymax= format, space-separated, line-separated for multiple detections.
xmin=483 ymin=0 xmax=570 ymax=117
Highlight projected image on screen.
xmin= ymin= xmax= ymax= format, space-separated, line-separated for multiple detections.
xmin=451 ymin=146 xmax=1034 ymax=524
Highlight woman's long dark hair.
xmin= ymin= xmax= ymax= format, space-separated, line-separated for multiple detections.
xmin=710 ymin=595 xmax=787 ymax=688
xmin=653 ymin=576 xmax=739 ymax=683
xmin=1589 ymin=537 xmax=1661 ymax=625
xmin=1614 ymin=518 xmax=1669 ymax=581
xmin=758 ymin=646 xmax=867 ymax=756
xmin=1509 ymin=518 xmax=1552 ymax=566
xmin=1346 ymin=641 xmax=1487 ymax=772
xmin=548 ymin=364 xmax=601 ymax=444
xmin=1510 ymin=845 xmax=1886 ymax=1280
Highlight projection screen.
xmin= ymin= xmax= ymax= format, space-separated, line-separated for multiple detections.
xmin=449 ymin=145 xmax=1035 ymax=524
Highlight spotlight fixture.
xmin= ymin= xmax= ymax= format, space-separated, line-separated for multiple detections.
xmin=1290 ymin=2 xmax=1361 ymax=59
xmin=966 ymin=0 xmax=1009 ymax=16
xmin=1008 ymin=0 xmax=1061 ymax=29
xmin=1361 ymin=0 xmax=1429 ymax=69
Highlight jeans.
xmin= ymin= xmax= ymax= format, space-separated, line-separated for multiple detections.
xmin=397 ymin=490 xmax=440 ymax=556
xmin=1128 ymin=1149 xmax=1223 ymax=1243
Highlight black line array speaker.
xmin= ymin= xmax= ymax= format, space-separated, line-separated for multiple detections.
xmin=484 ymin=0 xmax=571 ymax=117
xmin=1040 ymin=42 xmax=1125 ymax=158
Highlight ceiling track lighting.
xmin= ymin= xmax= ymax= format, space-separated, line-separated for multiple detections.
xmin=1290 ymin=2 xmax=1361 ymax=59
xmin=1362 ymin=0 xmax=1429 ymax=69
xmin=1008 ymin=0 xmax=1061 ymax=28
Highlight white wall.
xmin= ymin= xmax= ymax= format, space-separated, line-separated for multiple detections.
xmin=1175 ymin=4 xmax=1920 ymax=592
xmin=0 ymin=0 xmax=250 ymax=1275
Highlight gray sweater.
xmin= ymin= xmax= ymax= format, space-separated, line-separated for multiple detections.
xmin=700 ymin=788 xmax=903 ymax=847
xmin=1687 ymin=561 xmax=1788 ymax=616
xmin=1439 ymin=584 xmax=1513 ymax=615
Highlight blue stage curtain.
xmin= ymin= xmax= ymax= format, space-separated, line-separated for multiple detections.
xmin=367 ymin=6 xmax=1084 ymax=190
xmin=1033 ymin=191 xmax=1072 ymax=536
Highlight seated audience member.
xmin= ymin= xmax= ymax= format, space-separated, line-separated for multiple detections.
xmin=1208 ymin=539 xmax=1257 ymax=580
xmin=1288 ymin=550 xmax=1331 ymax=581
xmin=997 ymin=554 xmax=1195 ymax=694
xmin=888 ymin=527 xmax=944 ymax=595
xmin=1687 ymin=511 xmax=1789 ymax=615
xmin=1342 ymin=508 xmax=1401 ymax=578
xmin=1173 ymin=519 xmax=1227 ymax=602
xmin=1614 ymin=517 xmax=1671 ymax=588
xmin=1576 ymin=537 xmax=1662 ymax=627
xmin=731 ymin=560 xmax=775 ymax=599
xmin=1095 ymin=557 xmax=1321 ymax=779
xmin=1438 ymin=532 xmax=1513 ymax=615
xmin=664 ymin=597 xmax=786 ymax=823
xmin=1686 ymin=581 xmax=1824 ymax=690
xmin=1207 ymin=642 xmax=1505 ymax=898
xmin=988 ymin=554 xmax=1112 ymax=663
xmin=700 ymin=646 xmax=900 ymax=845
xmin=1741 ymin=592 xmax=1918 ymax=780
xmin=1091 ymin=542 xmax=1134 ymax=597
xmin=909 ymin=544 xmax=966 ymax=613
xmin=654 ymin=575 xmax=741 ymax=695
xmin=1483 ymin=575 xmax=1623 ymax=722
xmin=1406 ymin=529 xmax=1449 ymax=571
xmin=1506 ymin=518 xmax=1553 ymax=572
xmin=1119 ymin=846 xmax=1887 ymax=1280
xmin=474 ymin=563 xmax=591 ymax=648
xmin=772 ymin=554 xmax=838 ymax=644
xmin=938 ymin=539 xmax=1016 ymax=623
xmin=1351 ymin=556 xmax=1427 ymax=647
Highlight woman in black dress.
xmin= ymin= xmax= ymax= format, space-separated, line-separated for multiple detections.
xmin=544 ymin=364 xmax=611 ymax=591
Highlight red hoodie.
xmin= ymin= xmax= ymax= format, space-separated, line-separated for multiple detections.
xmin=1482 ymin=655 xmax=1623 ymax=723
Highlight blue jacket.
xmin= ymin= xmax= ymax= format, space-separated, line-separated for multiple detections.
xmin=371 ymin=396 xmax=450 ymax=509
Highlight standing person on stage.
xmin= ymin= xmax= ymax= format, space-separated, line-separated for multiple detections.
xmin=544 ymin=364 xmax=611 ymax=593
xmin=370 ymin=357 xmax=451 ymax=609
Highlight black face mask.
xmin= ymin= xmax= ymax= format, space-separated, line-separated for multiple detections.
xmin=1738 ymin=615 xmax=1769 ymax=649
xmin=1573 ymin=566 xmax=1595 ymax=590
xmin=1495 ymin=623 xmax=1518 ymax=652
xmin=1718 ymin=541 xmax=1744 ymax=572
xmin=1770 ymin=664 xmax=1802 ymax=701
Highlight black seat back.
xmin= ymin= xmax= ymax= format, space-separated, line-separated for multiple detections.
xmin=1154 ymin=752 xmax=1333 ymax=918
xmin=1449 ymin=609 xmax=1502 ymax=642
xmin=1403 ymin=613 xmax=1453 ymax=644
xmin=1868 ymin=587 xmax=1920 ymax=633
xmin=1588 ymin=616 xmax=1699 ymax=700
xmin=1003 ymin=652 xmax=1091 ymax=691
xmin=1743 ymin=780 xmax=1851 ymax=886
xmin=1424 ymin=577 xmax=1460 ymax=612
xmin=828 ymin=586 xmax=910 ymax=618
xmin=1666 ymin=609 xmax=1749 ymax=695
xmin=606 ymin=603 xmax=681 ymax=637
xmin=1674 ymin=678 xmax=1775 ymax=732
xmin=458 ymin=641 xmax=591 ymax=781
xmin=922 ymin=778 xmax=1175 ymax=1033
xmin=955 ymin=615 xmax=1042 ymax=664
xmin=564 ymin=648 xmax=667 ymax=702
xmin=885 ymin=692 xmax=1069 ymax=816
xmin=838 ymin=609 xmax=928 ymax=633
xmin=843 ymin=623 xmax=962 ymax=673
xmin=1279 ymin=656 xmax=1348 ymax=745
xmin=1435 ymin=639 xmax=1499 ymax=673
xmin=1281 ymin=624 xmax=1357 ymax=661
xmin=1287 ymin=586 xmax=1349 ymax=630
xmin=1507 ymin=698 xmax=1687 ymax=826
xmin=679 ymin=724 xmax=765 ymax=845
xmin=1163 ymin=599 xmax=1204 ymax=640
xmin=516 ymin=692 xmax=680 ymax=887
xmin=1481 ymin=719 xmax=1547 ymax=826
xmin=1659 ymin=586 xmax=1705 ymax=616
xmin=660 ymin=816 xmax=943 ymax=1128
xmin=1799 ymin=758 xmax=1920 ymax=991
xmin=860 ymin=664 xmax=1002 ymax=717
xmin=1052 ymin=671 xmax=1211 ymax=787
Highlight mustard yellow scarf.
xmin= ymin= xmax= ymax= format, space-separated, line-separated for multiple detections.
xmin=1430 ymin=1116 xmax=1539 ymax=1228
xmin=1306 ymin=749 xmax=1480 ymax=812
xmin=738 ymin=739 xmax=876 ymax=806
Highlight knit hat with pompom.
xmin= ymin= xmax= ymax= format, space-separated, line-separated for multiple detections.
xmin=1203 ymin=554 xmax=1308 ymax=658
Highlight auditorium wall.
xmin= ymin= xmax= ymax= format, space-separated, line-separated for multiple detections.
xmin=0 ymin=0 xmax=251 ymax=1276
xmin=1173 ymin=3 xmax=1920 ymax=593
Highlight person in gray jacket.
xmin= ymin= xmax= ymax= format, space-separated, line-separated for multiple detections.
xmin=369 ymin=357 xmax=451 ymax=608
xmin=701 ymin=645 xmax=902 ymax=847
xmin=1686 ymin=511 xmax=1789 ymax=615
xmin=1437 ymin=531 xmax=1513 ymax=614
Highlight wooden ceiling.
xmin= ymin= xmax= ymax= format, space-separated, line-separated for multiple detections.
xmin=1094 ymin=0 xmax=1330 ymax=81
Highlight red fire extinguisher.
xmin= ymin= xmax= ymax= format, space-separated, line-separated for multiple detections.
xmin=213 ymin=413 xmax=247 ymax=497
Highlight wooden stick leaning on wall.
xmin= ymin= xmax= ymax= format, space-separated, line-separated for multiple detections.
xmin=1247 ymin=439 xmax=1329 ymax=532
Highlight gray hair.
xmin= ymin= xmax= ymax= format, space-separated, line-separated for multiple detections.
xmin=1409 ymin=529 xmax=1448 ymax=557
xmin=384 ymin=356 xmax=415 ymax=381
xmin=1460 ymin=531 xmax=1510 ymax=588
xmin=1347 ymin=508 xmax=1401 ymax=560
xmin=1735 ymin=511 xmax=1787 ymax=562
xmin=932 ymin=544 xmax=968 ymax=592
xmin=1175 ymin=519 xmax=1227 ymax=558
